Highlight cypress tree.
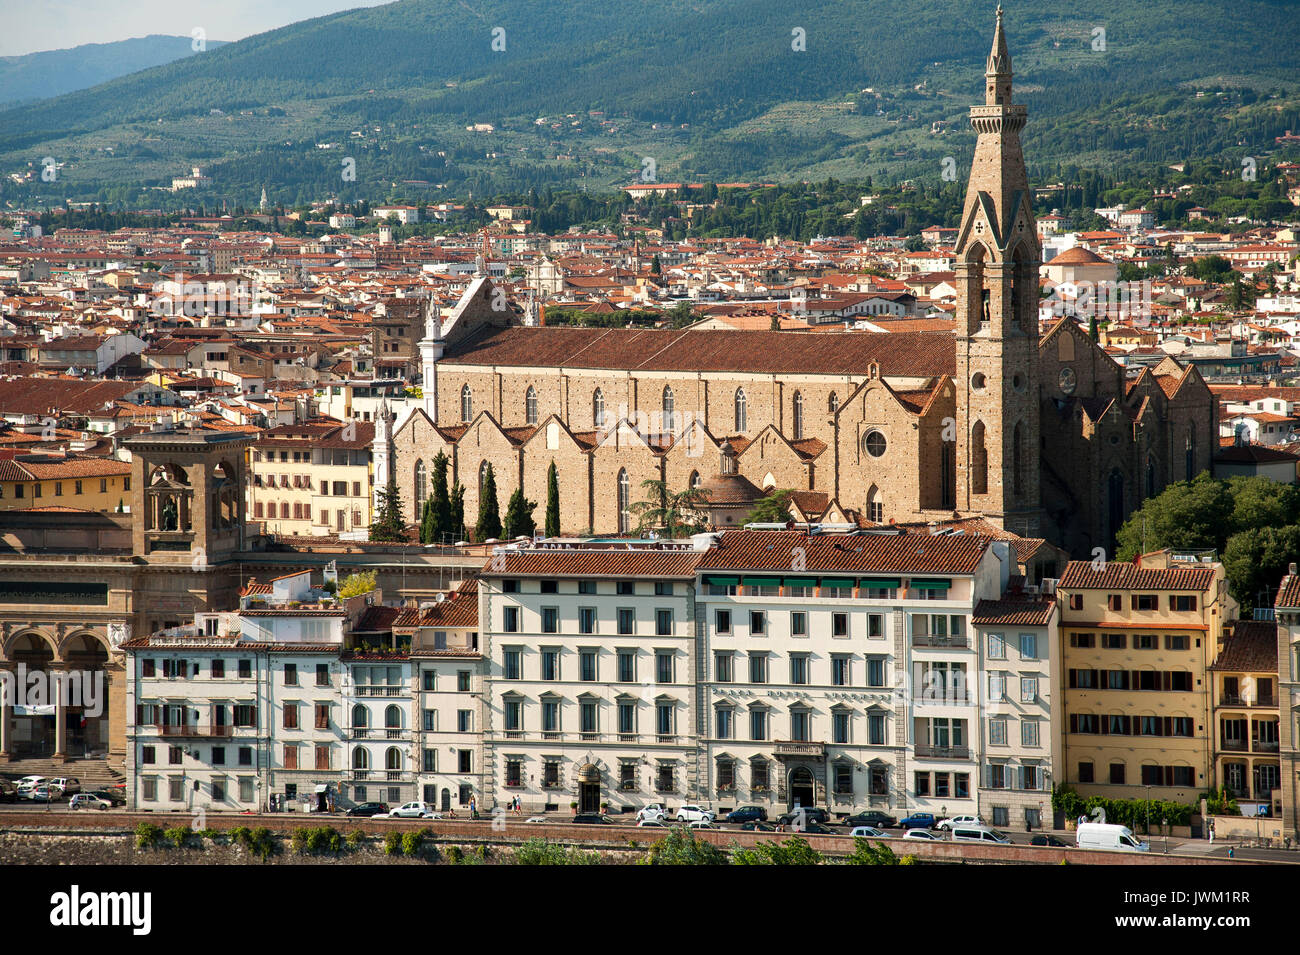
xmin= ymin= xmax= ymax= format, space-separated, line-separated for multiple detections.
xmin=475 ymin=465 xmax=501 ymax=541
xmin=503 ymin=487 xmax=538 ymax=540
xmin=430 ymin=451 xmax=450 ymax=543
xmin=369 ymin=475 xmax=406 ymax=542
xmin=450 ymin=481 xmax=466 ymax=541
xmin=545 ymin=461 xmax=560 ymax=537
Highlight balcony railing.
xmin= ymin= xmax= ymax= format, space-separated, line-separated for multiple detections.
xmin=1222 ymin=695 xmax=1279 ymax=708
xmin=914 ymin=744 xmax=971 ymax=760
xmin=1220 ymin=739 xmax=1248 ymax=752
xmin=1253 ymin=740 xmax=1280 ymax=753
xmin=911 ymin=635 xmax=969 ymax=649
xmin=153 ymin=722 xmax=234 ymax=738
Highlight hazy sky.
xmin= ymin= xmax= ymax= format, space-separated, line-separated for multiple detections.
xmin=2 ymin=0 xmax=394 ymax=56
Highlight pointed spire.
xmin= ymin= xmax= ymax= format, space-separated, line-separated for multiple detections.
xmin=986 ymin=5 xmax=1013 ymax=105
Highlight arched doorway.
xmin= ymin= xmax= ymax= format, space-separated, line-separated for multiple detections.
xmin=441 ymin=787 xmax=452 ymax=812
xmin=9 ymin=633 xmax=56 ymax=757
xmin=577 ymin=763 xmax=601 ymax=813
xmin=63 ymin=633 xmax=109 ymax=758
xmin=789 ymin=766 xmax=815 ymax=810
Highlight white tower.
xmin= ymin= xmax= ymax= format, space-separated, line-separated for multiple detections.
xmin=372 ymin=398 xmax=394 ymax=514
xmin=418 ymin=298 xmax=446 ymax=422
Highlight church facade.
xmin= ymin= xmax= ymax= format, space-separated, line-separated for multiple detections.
xmin=377 ymin=11 xmax=1216 ymax=560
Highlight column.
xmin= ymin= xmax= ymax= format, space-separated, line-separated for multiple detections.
xmin=53 ymin=664 xmax=67 ymax=762
xmin=0 ymin=665 xmax=10 ymax=759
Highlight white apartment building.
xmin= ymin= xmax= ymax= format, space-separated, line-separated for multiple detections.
xmin=478 ymin=544 xmax=702 ymax=814
xmin=124 ymin=570 xmax=393 ymax=812
xmin=972 ymin=586 xmax=1061 ymax=830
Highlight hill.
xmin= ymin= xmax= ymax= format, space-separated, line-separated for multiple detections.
xmin=0 ymin=35 xmax=227 ymax=109
xmin=2 ymin=0 xmax=1298 ymax=208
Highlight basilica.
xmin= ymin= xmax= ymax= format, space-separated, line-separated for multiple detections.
xmin=377 ymin=10 xmax=1216 ymax=560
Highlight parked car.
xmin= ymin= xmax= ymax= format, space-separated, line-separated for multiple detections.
xmin=345 ymin=802 xmax=390 ymax=817
xmin=725 ymin=805 xmax=768 ymax=824
xmin=635 ymin=819 xmax=668 ymax=828
xmin=951 ymin=825 xmax=1012 ymax=844
xmin=900 ymin=812 xmax=937 ymax=830
xmin=572 ymin=813 xmax=612 ymax=825
xmin=903 ymin=828 xmax=943 ymax=841
xmin=741 ymin=821 xmax=776 ymax=832
xmin=675 ymin=805 xmax=715 ymax=824
xmin=88 ymin=789 xmax=125 ymax=807
xmin=850 ymin=826 xmax=891 ymax=839
xmin=937 ymin=814 xmax=983 ymax=831
xmin=636 ymin=803 xmax=668 ymax=823
xmin=48 ymin=778 xmax=81 ymax=798
xmin=844 ymin=811 xmax=897 ymax=829
xmin=776 ymin=807 xmax=831 ymax=826
xmin=0 ymin=781 xmax=17 ymax=802
xmin=526 ymin=816 xmax=547 ymax=824
xmin=68 ymin=793 xmax=112 ymax=811
xmin=22 ymin=785 xmax=53 ymax=802
xmin=1031 ymin=834 xmax=1069 ymax=848
xmin=802 ymin=822 xmax=836 ymax=835
xmin=688 ymin=820 xmax=719 ymax=830
xmin=389 ymin=801 xmax=437 ymax=818
xmin=1075 ymin=822 xmax=1148 ymax=853
xmin=15 ymin=776 xmax=45 ymax=793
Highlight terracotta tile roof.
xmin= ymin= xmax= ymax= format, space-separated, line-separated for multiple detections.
xmin=0 ymin=377 xmax=141 ymax=415
xmin=392 ymin=582 xmax=479 ymax=630
xmin=1210 ymin=620 xmax=1278 ymax=672
xmin=352 ymin=605 xmax=401 ymax=632
xmin=699 ymin=529 xmax=989 ymax=574
xmin=972 ymin=597 xmax=1056 ymax=627
xmin=1275 ymin=574 xmax=1300 ymax=609
xmin=482 ymin=549 xmax=704 ymax=579
xmin=1058 ymin=560 xmax=1217 ymax=591
xmin=444 ymin=326 xmax=955 ymax=377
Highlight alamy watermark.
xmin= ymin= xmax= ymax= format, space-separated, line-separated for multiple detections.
xmin=0 ymin=664 xmax=105 ymax=717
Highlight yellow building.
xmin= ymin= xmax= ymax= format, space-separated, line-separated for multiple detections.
xmin=249 ymin=419 xmax=374 ymax=536
xmin=0 ymin=452 xmax=133 ymax=511
xmin=1208 ymin=620 xmax=1280 ymax=814
xmin=1057 ymin=549 xmax=1236 ymax=804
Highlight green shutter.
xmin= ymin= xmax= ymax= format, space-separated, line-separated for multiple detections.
xmin=819 ymin=577 xmax=854 ymax=589
xmin=860 ymin=577 xmax=901 ymax=589
xmin=910 ymin=579 xmax=952 ymax=590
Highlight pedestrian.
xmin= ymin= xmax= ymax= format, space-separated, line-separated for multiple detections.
xmin=1208 ymin=820 xmax=1215 ymax=844
xmin=1228 ymin=846 xmax=1234 ymax=859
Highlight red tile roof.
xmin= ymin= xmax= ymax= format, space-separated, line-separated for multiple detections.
xmin=972 ymin=598 xmax=1056 ymax=627
xmin=445 ymin=326 xmax=955 ymax=377
xmin=482 ymin=548 xmax=704 ymax=579
xmin=1275 ymin=574 xmax=1300 ymax=609
xmin=1210 ymin=620 xmax=1278 ymax=673
xmin=1058 ymin=560 xmax=1218 ymax=591
xmin=698 ymin=529 xmax=989 ymax=575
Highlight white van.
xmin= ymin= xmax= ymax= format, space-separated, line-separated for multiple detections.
xmin=951 ymin=824 xmax=1013 ymax=844
xmin=1075 ymin=822 xmax=1149 ymax=852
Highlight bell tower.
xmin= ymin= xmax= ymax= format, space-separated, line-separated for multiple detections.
xmin=953 ymin=6 xmax=1042 ymax=536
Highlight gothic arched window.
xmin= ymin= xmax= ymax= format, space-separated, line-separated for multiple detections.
xmin=593 ymin=388 xmax=606 ymax=429
xmin=971 ymin=421 xmax=989 ymax=495
xmin=460 ymin=384 xmax=473 ymax=423
xmin=414 ymin=459 xmax=426 ymax=504
xmin=617 ymin=468 xmax=631 ymax=534
xmin=734 ymin=388 xmax=747 ymax=432
xmin=792 ymin=391 xmax=804 ymax=440
xmin=662 ymin=387 xmax=676 ymax=431
xmin=525 ymin=386 xmax=538 ymax=426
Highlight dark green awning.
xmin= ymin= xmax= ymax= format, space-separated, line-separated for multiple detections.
xmin=742 ymin=576 xmax=782 ymax=587
xmin=819 ymin=577 xmax=855 ymax=588
xmin=705 ymin=576 xmax=740 ymax=587
xmin=910 ymin=579 xmax=952 ymax=590
xmin=860 ymin=578 xmax=901 ymax=588
xmin=783 ymin=577 xmax=816 ymax=587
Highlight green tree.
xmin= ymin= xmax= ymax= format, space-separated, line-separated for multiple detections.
xmin=338 ymin=571 xmax=377 ymax=598
xmin=430 ymin=451 xmax=451 ymax=543
xmin=730 ymin=836 xmax=823 ymax=865
xmin=640 ymin=827 xmax=728 ymax=865
xmin=544 ymin=461 xmax=561 ymax=537
xmin=1087 ymin=314 xmax=1099 ymax=342
xmin=450 ymin=481 xmax=466 ymax=541
xmin=1222 ymin=525 xmax=1300 ymax=615
xmin=1114 ymin=473 xmax=1234 ymax=560
xmin=419 ymin=496 xmax=434 ymax=544
xmin=475 ymin=464 xmax=502 ymax=541
xmin=844 ymin=837 xmax=899 ymax=865
xmin=503 ymin=487 xmax=538 ymax=539
xmin=369 ymin=475 xmax=407 ymax=542
xmin=628 ymin=478 xmax=711 ymax=536
xmin=650 ymin=254 xmax=662 ymax=276
xmin=746 ymin=488 xmax=795 ymax=524
xmin=769 ymin=313 xmax=781 ymax=330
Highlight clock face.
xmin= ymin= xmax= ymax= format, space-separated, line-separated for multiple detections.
xmin=1058 ymin=367 xmax=1078 ymax=395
